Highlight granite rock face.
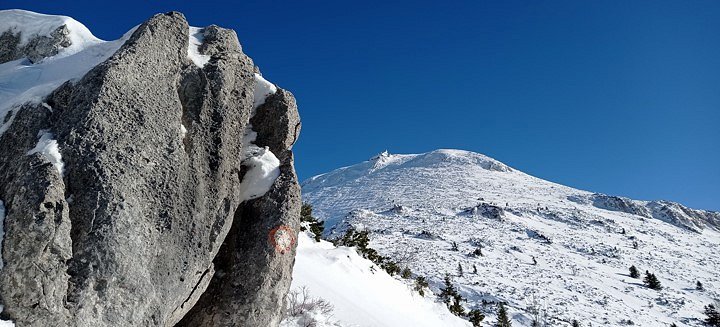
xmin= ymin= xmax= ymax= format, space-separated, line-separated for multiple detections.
xmin=0 ymin=11 xmax=300 ymax=327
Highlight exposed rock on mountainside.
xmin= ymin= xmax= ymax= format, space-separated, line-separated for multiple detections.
xmin=0 ymin=10 xmax=300 ymax=327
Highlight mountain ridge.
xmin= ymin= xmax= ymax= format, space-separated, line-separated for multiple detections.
xmin=302 ymin=148 xmax=720 ymax=326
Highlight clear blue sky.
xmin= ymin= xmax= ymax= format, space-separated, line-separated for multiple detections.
xmin=4 ymin=1 xmax=719 ymax=211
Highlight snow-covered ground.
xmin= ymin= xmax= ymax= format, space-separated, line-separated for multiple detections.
xmin=284 ymin=232 xmax=469 ymax=327
xmin=302 ymin=149 xmax=720 ymax=327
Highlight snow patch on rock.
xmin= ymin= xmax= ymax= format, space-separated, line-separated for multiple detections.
xmin=253 ymin=73 xmax=277 ymax=109
xmin=27 ymin=130 xmax=64 ymax=175
xmin=236 ymin=73 xmax=281 ymax=201
xmin=187 ymin=27 xmax=210 ymax=67
xmin=0 ymin=9 xmax=101 ymax=58
xmin=0 ymin=21 xmax=136 ymax=136
xmin=239 ymin=146 xmax=281 ymax=201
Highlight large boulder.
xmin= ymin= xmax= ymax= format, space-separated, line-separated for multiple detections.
xmin=0 ymin=11 xmax=300 ymax=327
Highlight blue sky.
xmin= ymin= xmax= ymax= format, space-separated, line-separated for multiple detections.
xmin=4 ymin=1 xmax=719 ymax=210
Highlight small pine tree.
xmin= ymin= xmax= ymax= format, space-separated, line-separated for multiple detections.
xmin=572 ymin=320 xmax=581 ymax=327
xmin=629 ymin=265 xmax=639 ymax=278
xmin=696 ymin=281 xmax=704 ymax=291
xmin=632 ymin=241 xmax=639 ymax=249
xmin=496 ymin=303 xmax=512 ymax=327
xmin=382 ymin=261 xmax=401 ymax=276
xmin=473 ymin=246 xmax=483 ymax=257
xmin=452 ymin=241 xmax=459 ymax=251
xmin=532 ymin=256 xmax=537 ymax=265
xmin=669 ymin=323 xmax=677 ymax=327
xmin=414 ymin=276 xmax=428 ymax=296
xmin=440 ymin=274 xmax=458 ymax=305
xmin=705 ymin=304 xmax=720 ymax=327
xmin=458 ymin=263 xmax=463 ymax=276
xmin=473 ymin=264 xmax=478 ymax=274
xmin=468 ymin=309 xmax=485 ymax=327
xmin=401 ymin=267 xmax=412 ymax=279
xmin=448 ymin=294 xmax=466 ymax=316
xmin=300 ymin=203 xmax=324 ymax=241
xmin=643 ymin=271 xmax=662 ymax=290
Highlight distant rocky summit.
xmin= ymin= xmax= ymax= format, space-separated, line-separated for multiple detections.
xmin=0 ymin=10 xmax=300 ymax=327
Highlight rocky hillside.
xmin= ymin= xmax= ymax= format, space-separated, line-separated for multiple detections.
xmin=302 ymin=149 xmax=720 ymax=326
xmin=0 ymin=10 xmax=300 ymax=327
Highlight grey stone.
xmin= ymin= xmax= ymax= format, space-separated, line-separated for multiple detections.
xmin=0 ymin=11 xmax=300 ymax=327
xmin=178 ymin=87 xmax=301 ymax=327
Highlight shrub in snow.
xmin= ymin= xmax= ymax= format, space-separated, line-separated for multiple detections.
xmin=571 ymin=320 xmax=580 ymax=327
xmin=400 ymin=267 xmax=412 ymax=279
xmin=448 ymin=294 xmax=465 ymax=317
xmin=705 ymin=304 xmax=720 ymax=326
xmin=495 ymin=303 xmax=512 ymax=327
xmin=472 ymin=246 xmax=483 ymax=257
xmin=300 ymin=203 xmax=324 ymax=242
xmin=643 ymin=271 xmax=662 ymax=290
xmin=629 ymin=265 xmax=639 ymax=278
xmin=440 ymin=274 xmax=466 ymax=316
xmin=284 ymin=286 xmax=335 ymax=327
xmin=696 ymin=280 xmax=704 ymax=291
xmin=414 ymin=276 xmax=429 ymax=296
xmin=335 ymin=228 xmax=402 ymax=276
xmin=382 ymin=261 xmax=401 ymax=276
xmin=468 ymin=309 xmax=485 ymax=327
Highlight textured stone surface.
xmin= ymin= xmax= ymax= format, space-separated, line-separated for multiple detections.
xmin=178 ymin=89 xmax=301 ymax=327
xmin=0 ymin=11 xmax=300 ymax=327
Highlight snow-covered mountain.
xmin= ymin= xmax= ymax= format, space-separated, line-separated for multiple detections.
xmin=301 ymin=149 xmax=720 ymax=327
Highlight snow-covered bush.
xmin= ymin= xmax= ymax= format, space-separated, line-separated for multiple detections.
xmin=283 ymin=286 xmax=338 ymax=327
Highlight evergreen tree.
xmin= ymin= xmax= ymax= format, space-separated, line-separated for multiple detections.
xmin=705 ymin=304 xmax=720 ymax=327
xmin=414 ymin=276 xmax=429 ymax=296
xmin=643 ymin=271 xmax=662 ymax=290
xmin=473 ymin=264 xmax=478 ymax=274
xmin=629 ymin=265 xmax=639 ymax=278
xmin=401 ymin=267 xmax=412 ymax=279
xmin=448 ymin=294 xmax=466 ymax=316
xmin=452 ymin=241 xmax=459 ymax=251
xmin=458 ymin=263 xmax=463 ymax=276
xmin=696 ymin=281 xmax=704 ymax=291
xmin=440 ymin=274 xmax=458 ymax=305
xmin=572 ymin=320 xmax=581 ymax=327
xmin=495 ymin=303 xmax=512 ymax=327
xmin=669 ymin=323 xmax=677 ymax=327
xmin=468 ymin=309 xmax=485 ymax=327
xmin=473 ymin=246 xmax=483 ymax=257
xmin=300 ymin=203 xmax=324 ymax=241
xmin=532 ymin=256 xmax=537 ymax=265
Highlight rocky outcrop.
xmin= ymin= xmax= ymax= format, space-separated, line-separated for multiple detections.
xmin=585 ymin=193 xmax=720 ymax=232
xmin=0 ymin=25 xmax=72 ymax=64
xmin=0 ymin=11 xmax=300 ymax=327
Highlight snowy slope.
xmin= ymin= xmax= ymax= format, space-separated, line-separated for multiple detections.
xmin=302 ymin=149 xmax=720 ymax=327
xmin=286 ymin=232 xmax=469 ymax=327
